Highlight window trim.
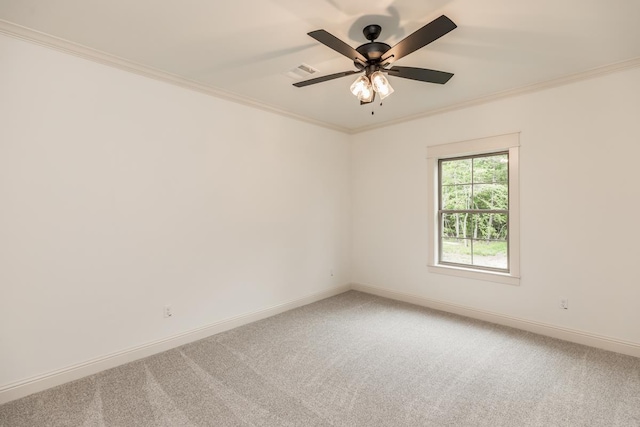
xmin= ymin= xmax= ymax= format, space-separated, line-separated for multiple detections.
xmin=427 ymin=133 xmax=520 ymax=285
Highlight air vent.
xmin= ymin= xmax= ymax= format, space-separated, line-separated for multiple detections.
xmin=285 ymin=63 xmax=319 ymax=79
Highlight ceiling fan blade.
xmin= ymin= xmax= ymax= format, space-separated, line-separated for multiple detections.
xmin=293 ymin=70 xmax=361 ymax=88
xmin=387 ymin=66 xmax=454 ymax=84
xmin=308 ymin=30 xmax=368 ymax=63
xmin=383 ymin=15 xmax=456 ymax=64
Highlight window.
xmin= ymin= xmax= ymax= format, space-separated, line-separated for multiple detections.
xmin=427 ymin=133 xmax=520 ymax=285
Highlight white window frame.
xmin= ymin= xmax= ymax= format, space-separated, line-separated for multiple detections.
xmin=427 ymin=133 xmax=520 ymax=285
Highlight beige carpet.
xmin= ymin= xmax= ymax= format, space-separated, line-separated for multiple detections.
xmin=1 ymin=291 xmax=640 ymax=426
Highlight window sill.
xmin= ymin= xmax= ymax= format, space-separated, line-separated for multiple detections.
xmin=428 ymin=264 xmax=520 ymax=286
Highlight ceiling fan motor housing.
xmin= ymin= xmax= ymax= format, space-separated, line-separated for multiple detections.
xmin=354 ymin=42 xmax=391 ymax=72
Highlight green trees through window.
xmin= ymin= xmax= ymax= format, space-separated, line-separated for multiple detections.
xmin=439 ymin=152 xmax=509 ymax=271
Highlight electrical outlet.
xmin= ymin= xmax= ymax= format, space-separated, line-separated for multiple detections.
xmin=559 ymin=298 xmax=569 ymax=310
xmin=164 ymin=305 xmax=173 ymax=318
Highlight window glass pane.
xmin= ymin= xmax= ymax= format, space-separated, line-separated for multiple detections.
xmin=472 ymin=184 xmax=508 ymax=210
xmin=472 ymin=240 xmax=508 ymax=269
xmin=473 ymin=213 xmax=508 ymax=240
xmin=441 ymin=158 xmax=472 ymax=185
xmin=437 ymin=150 xmax=512 ymax=273
xmin=441 ymin=238 xmax=471 ymax=264
xmin=473 ymin=154 xmax=508 ymax=184
xmin=442 ymin=213 xmax=473 ymax=239
xmin=442 ymin=184 xmax=472 ymax=210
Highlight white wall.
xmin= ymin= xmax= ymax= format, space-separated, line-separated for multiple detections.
xmin=351 ymin=66 xmax=640 ymax=346
xmin=0 ymin=34 xmax=351 ymax=387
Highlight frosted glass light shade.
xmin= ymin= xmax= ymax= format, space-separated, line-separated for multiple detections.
xmin=358 ymin=85 xmax=374 ymax=103
xmin=350 ymin=75 xmax=370 ymax=97
xmin=370 ymin=71 xmax=394 ymax=99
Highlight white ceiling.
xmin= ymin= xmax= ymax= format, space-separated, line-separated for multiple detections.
xmin=2 ymin=0 xmax=640 ymax=132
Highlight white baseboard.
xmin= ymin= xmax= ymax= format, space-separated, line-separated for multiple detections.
xmin=351 ymin=283 xmax=640 ymax=359
xmin=0 ymin=285 xmax=351 ymax=405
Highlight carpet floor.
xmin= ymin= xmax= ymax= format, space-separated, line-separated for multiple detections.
xmin=1 ymin=291 xmax=640 ymax=426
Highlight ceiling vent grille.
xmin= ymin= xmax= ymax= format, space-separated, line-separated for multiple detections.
xmin=286 ymin=63 xmax=319 ymax=79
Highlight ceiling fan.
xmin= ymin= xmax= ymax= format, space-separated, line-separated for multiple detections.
xmin=293 ymin=15 xmax=457 ymax=104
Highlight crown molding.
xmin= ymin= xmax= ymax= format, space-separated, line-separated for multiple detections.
xmin=0 ymin=19 xmax=351 ymax=134
xmin=349 ymin=56 xmax=640 ymax=134
xmin=2 ymin=19 xmax=640 ymax=136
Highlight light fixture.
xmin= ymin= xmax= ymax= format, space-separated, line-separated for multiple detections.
xmin=349 ymin=70 xmax=394 ymax=103
xmin=358 ymin=84 xmax=374 ymax=103
xmin=369 ymin=71 xmax=394 ymax=99
xmin=350 ymin=76 xmax=370 ymax=98
xmin=350 ymin=75 xmax=375 ymax=103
